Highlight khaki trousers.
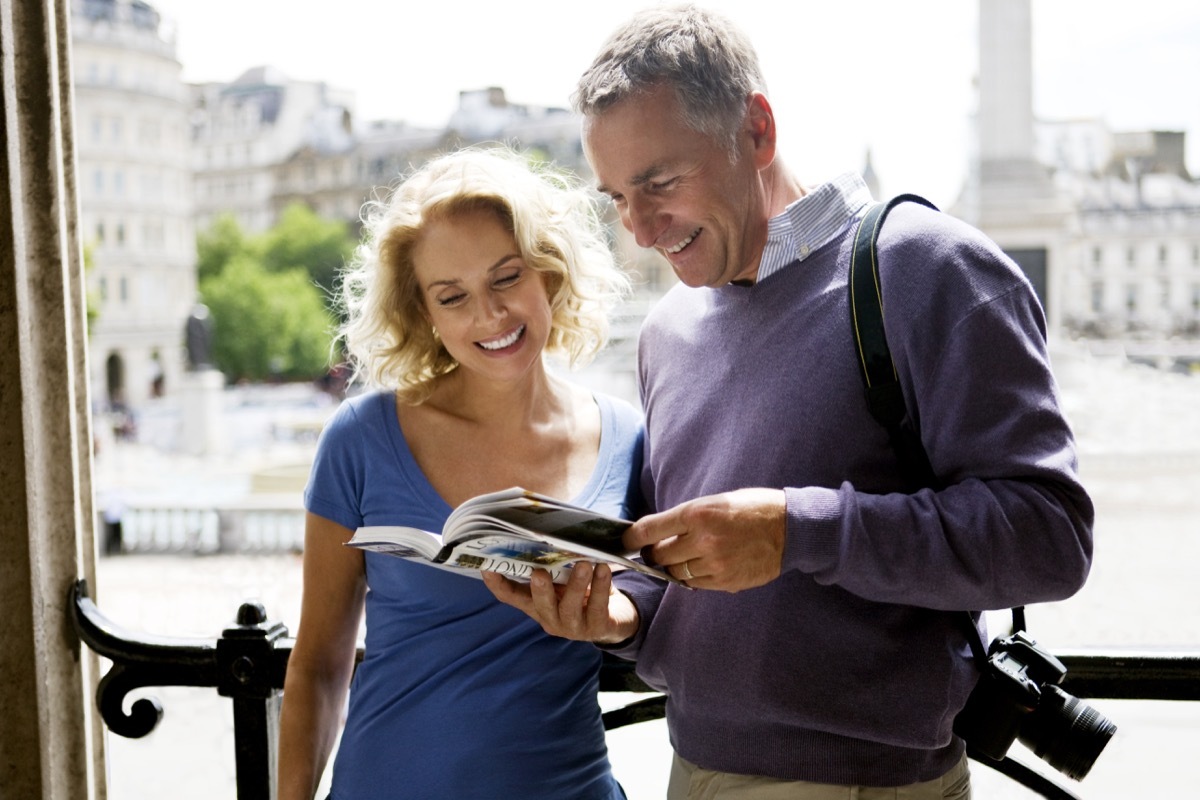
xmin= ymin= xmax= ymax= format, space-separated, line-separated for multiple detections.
xmin=667 ymin=753 xmax=971 ymax=800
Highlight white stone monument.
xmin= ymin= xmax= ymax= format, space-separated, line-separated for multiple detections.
xmin=956 ymin=0 xmax=1074 ymax=333
xmin=180 ymin=304 xmax=226 ymax=456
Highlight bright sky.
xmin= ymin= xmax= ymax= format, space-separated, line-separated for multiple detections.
xmin=149 ymin=0 xmax=1199 ymax=210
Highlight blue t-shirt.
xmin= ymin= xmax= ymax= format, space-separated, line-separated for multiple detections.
xmin=304 ymin=389 xmax=643 ymax=800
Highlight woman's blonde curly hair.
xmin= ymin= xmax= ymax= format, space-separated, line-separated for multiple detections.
xmin=338 ymin=145 xmax=630 ymax=403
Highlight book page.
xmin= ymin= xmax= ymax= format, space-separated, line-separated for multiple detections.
xmin=446 ymin=489 xmax=632 ymax=555
xmin=346 ymin=526 xmax=442 ymax=560
xmin=441 ymin=528 xmax=676 ymax=584
xmin=472 ymin=506 xmax=630 ymax=553
xmin=351 ymin=539 xmax=576 ymax=583
xmin=440 ymin=539 xmax=577 ymax=583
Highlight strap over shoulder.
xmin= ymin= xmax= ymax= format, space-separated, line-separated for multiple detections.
xmin=848 ymin=193 xmax=1025 ymax=651
xmin=849 ymin=193 xmax=939 ymax=491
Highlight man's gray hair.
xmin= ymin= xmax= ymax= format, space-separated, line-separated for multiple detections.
xmin=573 ymin=4 xmax=768 ymax=154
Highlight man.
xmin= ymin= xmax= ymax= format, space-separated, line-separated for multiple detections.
xmin=485 ymin=5 xmax=1093 ymax=797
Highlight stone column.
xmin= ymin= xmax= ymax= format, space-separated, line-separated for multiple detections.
xmin=0 ymin=0 xmax=104 ymax=797
xmin=959 ymin=0 xmax=1074 ymax=334
xmin=977 ymin=0 xmax=1037 ymax=174
xmin=181 ymin=367 xmax=228 ymax=456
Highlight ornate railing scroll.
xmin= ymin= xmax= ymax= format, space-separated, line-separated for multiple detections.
xmin=72 ymin=579 xmax=290 ymax=798
xmin=71 ymin=579 xmax=218 ymax=738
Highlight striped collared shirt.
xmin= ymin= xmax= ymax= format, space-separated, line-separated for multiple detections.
xmin=756 ymin=172 xmax=875 ymax=284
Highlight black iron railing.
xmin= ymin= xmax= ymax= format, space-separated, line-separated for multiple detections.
xmin=70 ymin=579 xmax=1200 ymax=800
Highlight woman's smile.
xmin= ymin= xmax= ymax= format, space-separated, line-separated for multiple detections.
xmin=477 ymin=324 xmax=526 ymax=352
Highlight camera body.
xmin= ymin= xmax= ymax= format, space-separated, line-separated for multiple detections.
xmin=953 ymin=630 xmax=1116 ymax=781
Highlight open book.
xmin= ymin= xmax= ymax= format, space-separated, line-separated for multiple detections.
xmin=346 ymin=487 xmax=677 ymax=584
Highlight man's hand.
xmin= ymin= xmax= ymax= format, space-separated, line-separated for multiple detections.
xmin=625 ymin=488 xmax=786 ymax=592
xmin=482 ymin=562 xmax=640 ymax=645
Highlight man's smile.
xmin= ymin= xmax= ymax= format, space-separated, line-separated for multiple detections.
xmin=664 ymin=228 xmax=701 ymax=255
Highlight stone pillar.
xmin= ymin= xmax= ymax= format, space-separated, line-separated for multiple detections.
xmin=977 ymin=0 xmax=1037 ymax=173
xmin=958 ymin=0 xmax=1074 ymax=334
xmin=0 ymin=0 xmax=104 ymax=797
xmin=181 ymin=367 xmax=227 ymax=456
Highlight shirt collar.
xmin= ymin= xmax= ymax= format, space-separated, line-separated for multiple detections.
xmin=757 ymin=172 xmax=874 ymax=283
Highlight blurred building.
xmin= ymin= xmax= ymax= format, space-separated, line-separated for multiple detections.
xmin=71 ymin=0 xmax=196 ymax=410
xmin=1045 ymin=127 xmax=1200 ymax=349
xmin=272 ymin=119 xmax=445 ymax=230
xmin=957 ymin=0 xmax=1200 ymax=366
xmin=190 ymin=65 xmax=357 ymax=234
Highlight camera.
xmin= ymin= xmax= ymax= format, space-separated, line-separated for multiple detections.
xmin=953 ymin=630 xmax=1117 ymax=781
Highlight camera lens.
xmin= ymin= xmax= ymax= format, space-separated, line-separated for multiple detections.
xmin=1019 ymin=684 xmax=1117 ymax=781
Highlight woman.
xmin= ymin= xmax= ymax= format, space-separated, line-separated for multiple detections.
xmin=277 ymin=147 xmax=641 ymax=800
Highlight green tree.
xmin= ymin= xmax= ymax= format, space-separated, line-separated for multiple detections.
xmin=196 ymin=212 xmax=254 ymax=282
xmin=199 ymin=256 xmax=335 ymax=382
xmin=259 ymin=203 xmax=355 ymax=302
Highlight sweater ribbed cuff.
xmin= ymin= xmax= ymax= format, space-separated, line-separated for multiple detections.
xmin=784 ymin=486 xmax=843 ymax=574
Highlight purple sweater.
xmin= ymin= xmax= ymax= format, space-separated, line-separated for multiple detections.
xmin=613 ymin=180 xmax=1094 ymax=785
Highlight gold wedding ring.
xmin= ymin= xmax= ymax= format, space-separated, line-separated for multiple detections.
xmin=681 ymin=561 xmax=694 ymax=581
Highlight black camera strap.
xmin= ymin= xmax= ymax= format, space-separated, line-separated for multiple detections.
xmin=849 ymin=195 xmax=1023 ymax=663
xmin=850 ymin=195 xmax=940 ymax=492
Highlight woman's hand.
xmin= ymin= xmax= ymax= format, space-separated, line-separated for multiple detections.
xmin=482 ymin=562 xmax=639 ymax=645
